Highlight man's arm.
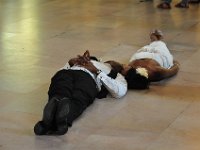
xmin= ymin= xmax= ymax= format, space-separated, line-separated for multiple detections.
xmin=84 ymin=61 xmax=127 ymax=99
xmin=97 ymin=72 xmax=127 ymax=99
xmin=68 ymin=50 xmax=91 ymax=67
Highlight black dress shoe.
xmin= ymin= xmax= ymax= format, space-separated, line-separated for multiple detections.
xmin=42 ymin=97 xmax=59 ymax=127
xmin=53 ymin=97 xmax=70 ymax=135
xmin=51 ymin=121 xmax=68 ymax=135
xmin=34 ymin=121 xmax=49 ymax=135
xmin=55 ymin=97 xmax=70 ymax=123
xmin=34 ymin=97 xmax=59 ymax=135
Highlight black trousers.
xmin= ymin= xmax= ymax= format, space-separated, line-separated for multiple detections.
xmin=48 ymin=69 xmax=98 ymax=126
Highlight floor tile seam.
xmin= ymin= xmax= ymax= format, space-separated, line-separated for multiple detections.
xmin=145 ymin=100 xmax=194 ymax=150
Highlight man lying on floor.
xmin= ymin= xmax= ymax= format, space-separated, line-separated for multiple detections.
xmin=105 ymin=29 xmax=180 ymax=89
xmin=34 ymin=51 xmax=129 ymax=135
xmin=34 ymin=50 xmax=147 ymax=136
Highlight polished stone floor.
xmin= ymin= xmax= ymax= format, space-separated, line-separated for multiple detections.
xmin=0 ymin=0 xmax=200 ymax=150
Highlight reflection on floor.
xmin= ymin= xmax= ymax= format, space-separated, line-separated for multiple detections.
xmin=0 ymin=0 xmax=200 ymax=150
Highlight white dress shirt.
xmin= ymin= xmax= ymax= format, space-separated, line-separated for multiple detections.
xmin=91 ymin=60 xmax=127 ymax=99
xmin=130 ymin=41 xmax=173 ymax=69
xmin=61 ymin=60 xmax=127 ymax=99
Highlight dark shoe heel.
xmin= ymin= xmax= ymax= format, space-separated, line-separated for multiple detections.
xmin=54 ymin=122 xmax=68 ymax=135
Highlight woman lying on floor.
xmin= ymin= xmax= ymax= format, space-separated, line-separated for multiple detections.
xmin=105 ymin=29 xmax=180 ymax=89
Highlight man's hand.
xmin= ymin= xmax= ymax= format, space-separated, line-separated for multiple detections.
xmin=77 ymin=50 xmax=90 ymax=63
xmin=83 ymin=61 xmax=99 ymax=74
xmin=68 ymin=50 xmax=91 ymax=67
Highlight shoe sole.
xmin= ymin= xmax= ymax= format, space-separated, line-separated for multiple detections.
xmin=43 ymin=97 xmax=59 ymax=127
xmin=55 ymin=98 xmax=70 ymax=124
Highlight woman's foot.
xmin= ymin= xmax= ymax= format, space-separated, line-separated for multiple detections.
xmin=157 ymin=2 xmax=171 ymax=9
xmin=175 ymin=2 xmax=189 ymax=8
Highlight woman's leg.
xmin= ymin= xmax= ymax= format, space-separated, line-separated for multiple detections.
xmin=149 ymin=61 xmax=180 ymax=82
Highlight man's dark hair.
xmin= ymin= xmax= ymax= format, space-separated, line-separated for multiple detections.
xmin=125 ymin=68 xmax=150 ymax=89
xmin=90 ymin=56 xmax=99 ymax=61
